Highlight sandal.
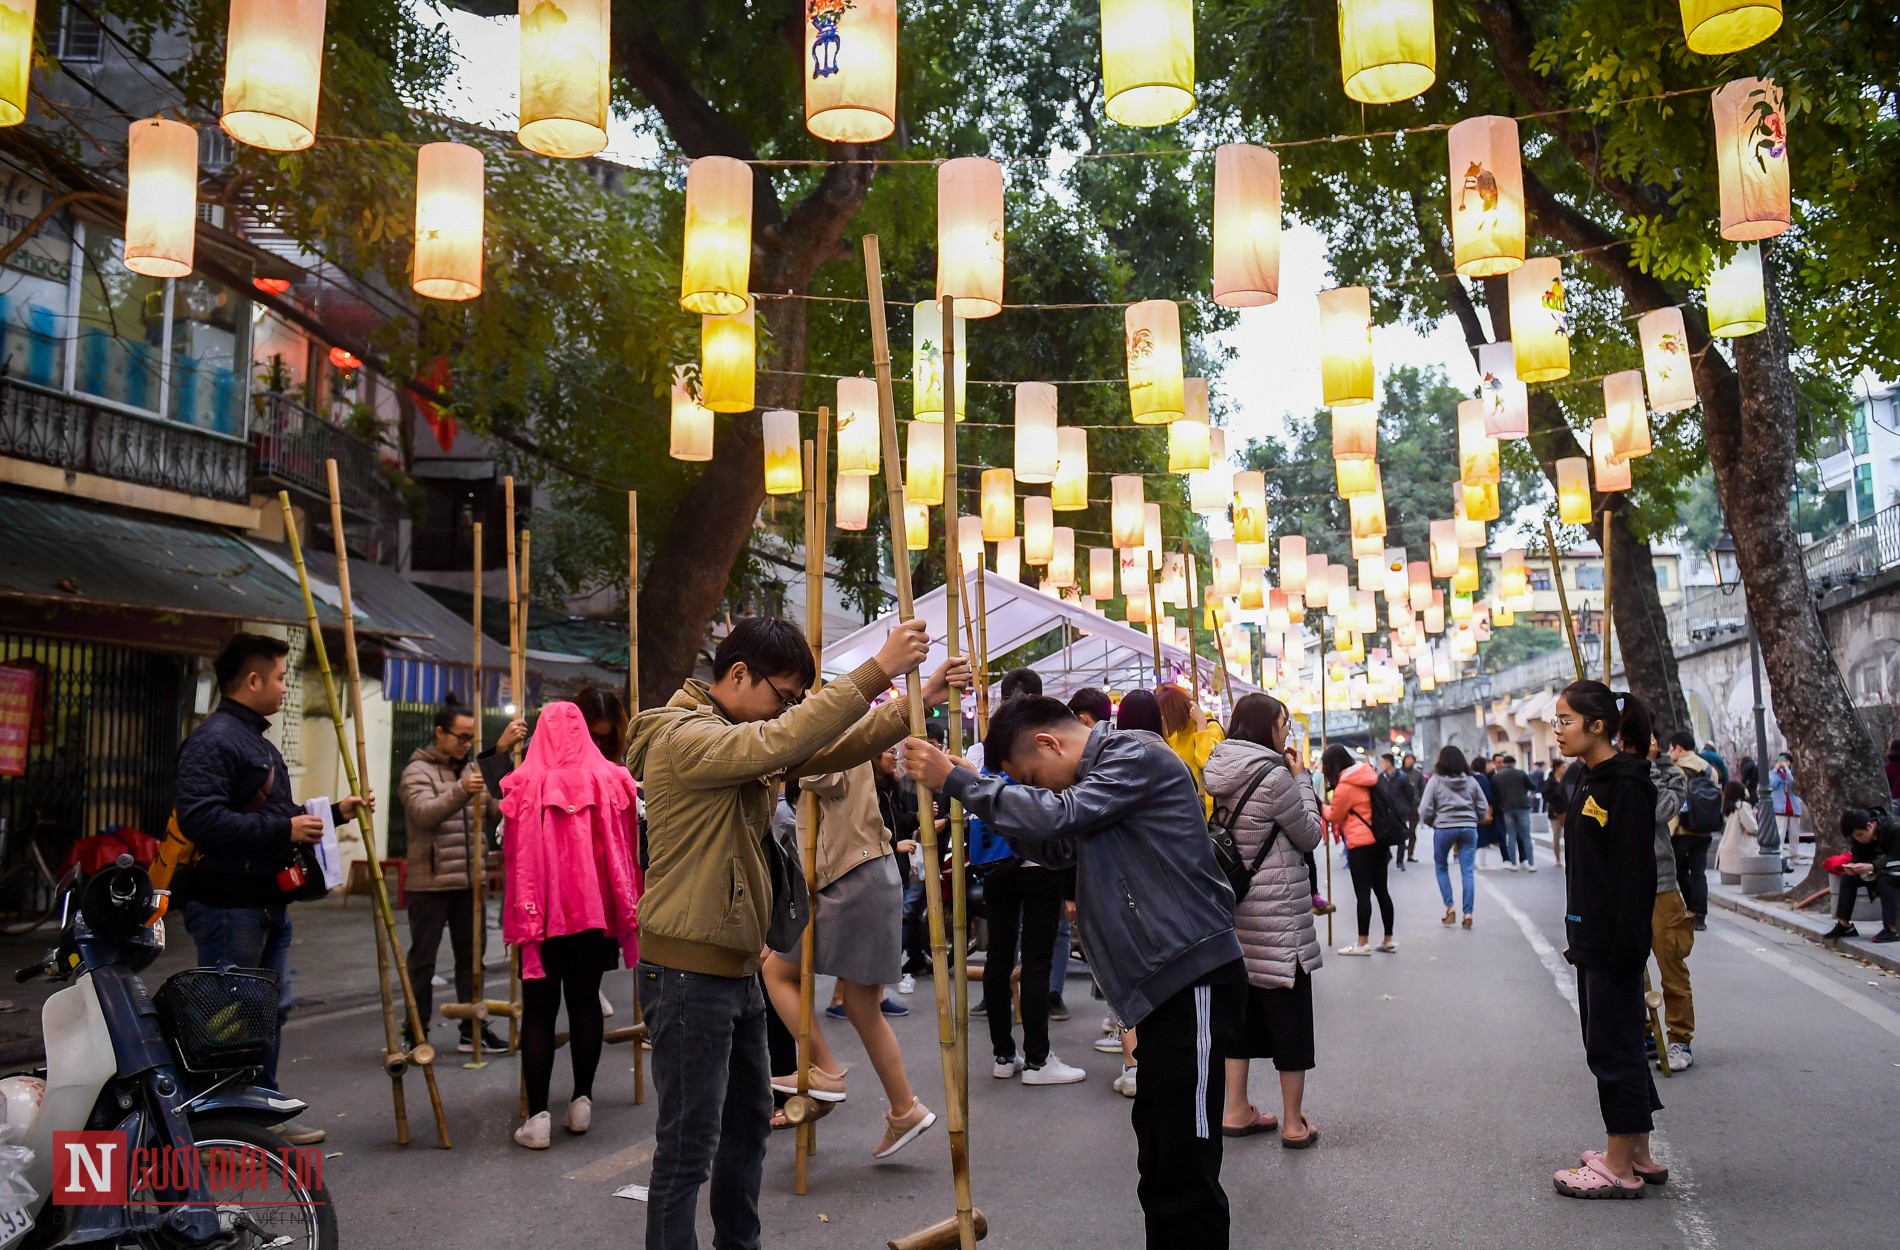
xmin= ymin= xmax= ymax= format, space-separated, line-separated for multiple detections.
xmin=770 ymin=1108 xmax=792 ymax=1131
xmin=1461 ymin=914 xmax=1473 ymax=930
xmin=1220 ymin=1106 xmax=1279 ymax=1137
xmin=1553 ymin=1156 xmax=1645 ymax=1199
xmin=1441 ymin=907 xmax=1456 ymax=926
xmin=1582 ymin=1149 xmax=1668 ymax=1185
xmin=1279 ymin=1116 xmax=1319 ymax=1149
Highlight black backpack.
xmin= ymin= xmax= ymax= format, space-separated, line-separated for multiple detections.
xmin=1679 ymin=769 xmax=1724 ymax=835
xmin=1367 ymin=780 xmax=1411 ymax=848
xmin=1208 ymin=760 xmax=1286 ymax=907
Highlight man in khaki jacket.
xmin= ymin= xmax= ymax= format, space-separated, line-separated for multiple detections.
xmin=628 ymin=615 xmax=965 ymax=1250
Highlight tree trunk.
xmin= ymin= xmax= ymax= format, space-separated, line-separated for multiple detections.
xmin=1703 ymin=254 xmax=1885 ymax=894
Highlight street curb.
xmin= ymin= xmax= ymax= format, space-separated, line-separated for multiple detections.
xmin=1707 ymin=890 xmax=1900 ymax=977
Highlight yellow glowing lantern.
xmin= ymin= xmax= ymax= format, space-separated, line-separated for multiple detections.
xmin=680 ymin=155 xmax=752 ymax=315
xmin=1232 ymin=470 xmax=1267 ymax=545
xmin=1713 ymin=77 xmax=1790 ymax=241
xmin=1458 ymin=399 xmax=1500 ymax=488
xmin=1680 ymin=0 xmax=1781 ymax=54
xmin=1024 ymin=495 xmax=1054 ymax=565
xmin=1100 ymin=0 xmax=1195 ymax=128
xmin=1318 ymin=286 xmax=1375 ymax=408
xmin=981 ymin=468 xmax=1016 ymax=543
xmin=905 ymin=421 xmax=943 ymax=507
xmin=1279 ymin=536 xmax=1308 ymax=594
xmin=1090 ymin=547 xmax=1117 ymax=600
xmin=1337 ymin=0 xmax=1436 ymax=103
xmin=957 ymin=515 xmax=985 ymax=576
xmin=669 ymin=364 xmax=713 ymax=462
xmin=1125 ymin=299 xmax=1185 ymax=424
xmin=1453 ymin=552 xmax=1480 ymax=595
xmin=1463 ymin=481 xmax=1501 ymax=523
xmin=1267 ymin=589 xmax=1291 ymax=633
xmin=1450 ymin=590 xmax=1474 ymax=621
xmin=700 ymin=300 xmax=756 ymax=413
xmin=0 ymin=0 xmax=34 ymax=127
xmin=1240 ymin=566 xmax=1266 ymax=612
xmin=1212 ymin=539 xmax=1240 ymax=598
xmin=1332 ymin=405 xmax=1378 ymax=462
xmin=1212 ymin=143 xmax=1281 ymax=307
xmin=1418 ymin=667 xmax=1437 ymax=693
xmin=1306 ymin=554 xmax=1331 ymax=610
xmin=125 ymin=118 xmax=198 ymax=278
xmin=1707 ymin=245 xmax=1766 ymax=338
xmin=1506 ymin=257 xmax=1571 ymax=382
xmin=220 ymin=0 xmax=326 ymax=151
xmin=835 ymin=469 xmax=870 ymax=531
xmin=762 ymin=410 xmax=801 ymax=495
xmin=1336 ymin=456 xmax=1378 ymax=499
xmin=1050 ymin=527 xmax=1077 ymax=587
xmin=1238 ymin=539 xmax=1270 ymax=570
xmin=1478 ymin=340 xmax=1528 ymax=439
xmin=1639 ymin=307 xmax=1698 ymax=413
xmin=1355 ymin=588 xmax=1380 ymax=635
xmin=1352 ymin=533 xmax=1384 ymax=560
xmin=1591 ymin=418 xmax=1632 ymax=493
xmin=1169 ymin=378 xmax=1212 ymax=472
xmin=1430 ymin=518 xmax=1458 ymax=578
xmin=1126 ymin=588 xmax=1152 ymax=625
xmin=1447 ymin=115 xmax=1525 ymax=277
xmin=519 ymin=0 xmax=610 ymax=158
xmin=1014 ymin=382 xmax=1059 ymax=483
xmin=912 ymin=300 xmax=968 ymax=422
xmin=1350 ymin=491 xmax=1386 ymax=542
xmin=1499 ymin=550 xmax=1529 ymax=600
xmin=803 ymin=0 xmax=897 ymax=144
xmin=833 ymin=377 xmax=880 ymax=475
xmin=1556 ymin=456 xmax=1592 ymax=524
xmin=413 ymin=142 xmax=484 ymax=301
xmin=905 ymin=501 xmax=930 ymax=551
xmin=1053 ymin=427 xmax=1089 ymax=511
xmin=938 ymin=157 xmax=1005 ymax=318
xmin=1190 ymin=431 xmax=1231 ymax=512
xmin=1407 ymin=561 xmax=1431 ymax=613
xmin=995 ymin=538 xmax=1021 ymax=583
xmin=1112 ymin=474 xmax=1146 ymax=549
xmin=1603 ymin=370 xmax=1650 ymax=462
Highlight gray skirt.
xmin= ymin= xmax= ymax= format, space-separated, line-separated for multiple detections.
xmin=774 ymin=853 xmax=902 ymax=986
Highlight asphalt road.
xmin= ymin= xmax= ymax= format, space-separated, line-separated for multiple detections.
xmin=284 ymin=847 xmax=1900 ymax=1249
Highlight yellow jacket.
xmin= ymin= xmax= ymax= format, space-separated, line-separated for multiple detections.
xmin=1166 ymin=724 xmax=1225 ymax=815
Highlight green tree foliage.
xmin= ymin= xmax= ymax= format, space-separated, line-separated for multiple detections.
xmin=1482 ymin=622 xmax=1565 ymax=670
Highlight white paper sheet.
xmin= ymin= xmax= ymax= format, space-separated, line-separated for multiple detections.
xmin=304 ymin=797 xmax=346 ymax=890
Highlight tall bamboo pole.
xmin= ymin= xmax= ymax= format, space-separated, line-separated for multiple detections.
xmin=627 ymin=492 xmax=645 ymax=1102
xmin=1143 ymin=553 xmax=1163 ymax=680
xmin=794 ymin=416 xmax=830 ymax=1193
xmin=467 ymin=522 xmax=489 ymax=1070
xmin=1544 ymin=520 xmax=1586 ymax=681
xmin=866 ymin=233 xmax=976 ymax=1250
xmin=510 ymin=529 xmax=531 ymax=1071
xmin=1600 ymin=509 xmax=1615 ymax=686
xmin=1319 ymin=614 xmax=1333 ymax=946
xmin=1211 ymin=605 xmax=1234 ymax=724
xmin=969 ymin=561 xmax=990 ymax=741
xmin=940 ymin=294 xmax=973 ymax=1157
xmin=1183 ymin=547 xmax=1201 ymax=705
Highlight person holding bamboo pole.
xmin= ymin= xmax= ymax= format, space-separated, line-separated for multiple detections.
xmin=626 ymin=616 xmax=966 ymax=1250
xmin=174 ymin=632 xmax=373 ymax=1146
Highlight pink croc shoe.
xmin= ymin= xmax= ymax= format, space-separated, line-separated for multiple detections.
xmin=1553 ymin=1156 xmax=1645 ymax=1199
xmin=1581 ymin=1149 xmax=1668 ymax=1186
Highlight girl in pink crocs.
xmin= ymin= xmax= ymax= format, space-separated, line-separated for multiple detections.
xmin=1549 ymin=681 xmax=1665 ymax=1200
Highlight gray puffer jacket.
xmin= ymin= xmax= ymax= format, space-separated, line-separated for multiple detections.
xmin=1203 ymin=740 xmax=1324 ymax=989
xmin=1650 ymin=759 xmax=1686 ymax=895
xmin=1418 ymin=772 xmax=1490 ymax=829
xmin=400 ymin=745 xmax=477 ymax=892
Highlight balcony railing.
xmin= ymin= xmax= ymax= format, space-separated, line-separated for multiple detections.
xmin=0 ymin=376 xmax=249 ymax=504
xmin=1802 ymin=502 xmax=1900 ymax=588
xmin=249 ymin=392 xmax=395 ymax=520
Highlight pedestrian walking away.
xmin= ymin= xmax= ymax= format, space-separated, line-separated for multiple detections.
xmin=1322 ymin=747 xmax=1394 ymax=955
xmin=1491 ymin=754 xmax=1536 ymax=871
xmin=1419 ymin=746 xmax=1488 ymax=928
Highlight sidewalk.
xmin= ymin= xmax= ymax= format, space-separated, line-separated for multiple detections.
xmin=1705 ymin=875 xmax=1900 ymax=976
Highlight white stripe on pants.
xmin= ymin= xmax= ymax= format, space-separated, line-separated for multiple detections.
xmin=1193 ymin=983 xmax=1211 ymax=1140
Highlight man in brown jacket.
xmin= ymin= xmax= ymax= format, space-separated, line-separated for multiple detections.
xmin=627 ymin=616 xmax=964 ymax=1250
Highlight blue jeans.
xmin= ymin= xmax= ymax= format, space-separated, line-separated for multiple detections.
xmin=182 ymin=901 xmax=294 ymax=1090
xmin=1050 ymin=913 xmax=1071 ymax=996
xmin=1501 ymin=809 xmax=1534 ymax=866
xmin=1433 ymin=827 xmax=1478 ymax=916
xmin=638 ymin=963 xmax=772 ymax=1250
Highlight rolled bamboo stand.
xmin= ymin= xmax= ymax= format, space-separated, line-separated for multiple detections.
xmin=626 ymin=490 xmax=645 ymax=1105
xmin=940 ymin=293 xmax=975 ymax=1209
xmin=793 ymin=415 xmax=830 ymax=1193
xmin=465 ymin=521 xmax=490 ymax=1069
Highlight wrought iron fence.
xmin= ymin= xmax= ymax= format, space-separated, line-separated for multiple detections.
xmin=0 ymin=377 xmax=249 ymax=504
xmin=1802 ymin=503 xmax=1900 ymax=587
xmin=249 ymin=392 xmax=393 ymax=519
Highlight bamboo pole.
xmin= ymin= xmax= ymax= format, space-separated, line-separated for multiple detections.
xmin=627 ymin=491 xmax=645 ymax=1104
xmin=969 ymin=560 xmax=990 ymax=741
xmin=513 ymin=528 xmax=531 ymax=1092
xmin=1183 ymin=547 xmax=1201 ymax=705
xmin=793 ymin=416 xmax=830 ymax=1193
xmin=865 ymin=233 xmax=977 ymax=1250
xmin=467 ymin=522 xmax=489 ymax=1070
xmin=1319 ymin=614 xmax=1333 ymax=946
xmin=1544 ymin=520 xmax=1585 ymax=680
xmin=1211 ymin=604 xmax=1234 ymax=725
xmin=940 ymin=294 xmax=973 ymax=1176
xmin=1600 ymin=510 xmax=1615 ymax=686
xmin=1143 ymin=553 xmax=1163 ymax=681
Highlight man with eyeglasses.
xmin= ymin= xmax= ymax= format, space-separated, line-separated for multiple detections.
xmin=400 ymin=701 xmax=503 ymax=1053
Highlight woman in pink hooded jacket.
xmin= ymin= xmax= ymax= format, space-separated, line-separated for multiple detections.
xmin=501 ymin=696 xmax=642 ymax=1148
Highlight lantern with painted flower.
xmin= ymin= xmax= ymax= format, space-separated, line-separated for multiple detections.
xmin=834 ymin=377 xmax=880 ymax=475
xmin=1211 ymin=539 xmax=1240 ymax=598
xmin=761 ymin=409 xmax=801 ymax=495
xmin=700 ymin=300 xmax=755 ymax=412
xmin=1337 ymin=0 xmax=1436 ymax=104
xmin=1335 ymin=456 xmax=1378 ymax=499
xmin=1447 ymin=115 xmax=1525 ymax=277
xmin=1478 ymin=340 xmax=1528 ymax=439
xmin=1713 ymin=77 xmax=1790 ymax=242
xmin=1556 ymin=456 xmax=1592 ymax=524
xmin=912 ymin=300 xmax=966 ymax=422
xmin=1319 ymin=286 xmax=1375 ymax=408
xmin=803 ymin=0 xmax=897 ymax=144
xmin=1453 ymin=486 xmax=1487 ymax=548
xmin=1239 ymin=566 xmax=1266 ymax=612
xmin=835 ymin=469 xmax=869 ymax=531
xmin=1052 ymin=427 xmax=1089 ymax=511
xmin=1014 ymin=382 xmax=1059 ymax=483
xmin=981 ymin=468 xmax=1015 ymax=543
xmin=1232 ymin=470 xmax=1267 ymax=545
xmin=1453 ymin=552 xmax=1480 ymax=595
xmin=1457 ymin=399 xmax=1500 ymax=488
xmin=1212 ymin=143 xmax=1281 ymax=307
xmin=905 ymin=421 xmax=943 ymax=507
xmin=1638 ymin=307 xmax=1699 ymax=413
xmin=680 ymin=156 xmax=752 ymax=315
xmin=1506 ymin=257 xmax=1571 ymax=382
xmin=221 ymin=0 xmax=327 ymax=151
xmin=1462 ymin=481 xmax=1501 ymax=523
xmin=937 ymin=157 xmax=1005 ymax=318
xmin=1591 ymin=418 xmax=1632 ymax=493
xmin=1100 ymin=0 xmax=1196 ymax=128
xmin=1498 ymin=549 xmax=1530 ymax=602
xmin=1680 ymin=0 xmax=1782 ymax=55
xmin=1125 ymin=299 xmax=1185 ymax=423
xmin=1121 ymin=549 xmax=1148 ymax=597
xmin=669 ymin=365 xmax=713 ymax=462
xmin=1169 ymin=378 xmax=1212 ymax=472
xmin=1024 ymin=495 xmax=1054 ymax=565
xmin=125 ymin=118 xmax=198 ymax=278
xmin=1603 ymin=370 xmax=1650 ymax=462
xmin=1112 ymin=475 xmax=1146 ymax=549
xmin=519 ymin=0 xmax=611 ymax=158
xmin=1707 ymin=245 xmax=1766 ymax=338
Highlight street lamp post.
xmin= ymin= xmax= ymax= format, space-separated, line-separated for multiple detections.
xmin=1714 ymin=535 xmax=1778 ymax=853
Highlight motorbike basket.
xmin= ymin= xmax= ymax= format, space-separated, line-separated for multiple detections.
xmin=154 ymin=967 xmax=281 ymax=1073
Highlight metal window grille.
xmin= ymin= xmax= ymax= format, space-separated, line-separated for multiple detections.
xmin=56 ymin=5 xmax=105 ymax=64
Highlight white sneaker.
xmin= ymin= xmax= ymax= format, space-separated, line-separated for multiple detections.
xmin=1092 ymin=1033 xmax=1124 ymax=1053
xmin=599 ymin=989 xmax=615 ymax=1018
xmin=1527 ymin=863 xmax=1538 ymax=873
xmin=1101 ymin=1015 xmax=1118 ymax=1035
xmin=1021 ymin=1055 xmax=1087 ymax=1086
xmin=1111 ymin=1065 xmax=1137 ymax=1098
xmin=563 ymin=1095 xmax=592 ymax=1134
xmin=1338 ymin=944 xmax=1373 ymax=956
xmin=514 ymin=1111 xmax=551 ymax=1149
xmin=992 ymin=1057 xmax=1023 ymax=1079
xmin=897 ymin=973 xmax=916 ymax=995
xmin=1507 ymin=861 xmax=1520 ymax=872
xmin=1666 ymin=1043 xmax=1694 ymax=1071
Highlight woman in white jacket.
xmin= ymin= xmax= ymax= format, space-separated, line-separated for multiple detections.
xmin=1203 ymin=693 xmax=1325 ymax=1148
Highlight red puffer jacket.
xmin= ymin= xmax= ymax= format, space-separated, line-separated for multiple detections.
xmin=1322 ymin=762 xmax=1382 ymax=849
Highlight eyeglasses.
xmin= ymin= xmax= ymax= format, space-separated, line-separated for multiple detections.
xmin=762 ymin=674 xmax=805 ymax=710
xmin=1552 ymin=716 xmax=1580 ymax=729
xmin=446 ymin=731 xmax=475 ymax=743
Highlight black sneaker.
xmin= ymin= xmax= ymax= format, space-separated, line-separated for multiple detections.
xmin=970 ymin=999 xmax=989 ymax=1018
xmin=1048 ymin=993 xmax=1070 ymax=1022
xmin=1823 ymin=922 xmax=1859 ymax=940
xmin=1873 ymin=929 xmax=1900 ymax=944
xmin=458 ymin=1024 xmax=508 ymax=1053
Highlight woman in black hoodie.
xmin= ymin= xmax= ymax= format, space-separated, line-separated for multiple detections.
xmin=1550 ymin=680 xmax=1664 ymax=1199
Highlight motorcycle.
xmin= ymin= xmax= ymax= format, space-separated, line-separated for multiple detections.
xmin=0 ymin=855 xmax=337 ymax=1249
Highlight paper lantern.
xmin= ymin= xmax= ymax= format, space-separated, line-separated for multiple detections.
xmin=1680 ymin=0 xmax=1781 ymax=54
xmin=1463 ymin=481 xmax=1501 ymax=523
xmin=1267 ymin=589 xmax=1291 ymax=633
xmin=1352 ymin=533 xmax=1383 ymax=559
xmin=1160 ymin=553 xmax=1188 ymax=607
xmin=1603 ymin=371 xmax=1650 ymax=462
xmin=995 ymin=538 xmax=1022 ymax=583
xmin=1329 ymin=564 xmax=1350 ymax=612
xmin=912 ymin=300 xmax=967 ymax=422
xmin=1355 ymin=588 xmax=1380 ymax=635
xmin=1591 ymin=418 xmax=1632 ymax=493
xmin=1169 ymin=379 xmax=1212 ymax=472
xmin=1499 ymin=549 xmax=1528 ymax=598
xmin=1331 ymin=405 xmax=1379 ymax=463
xmin=1713 ymin=77 xmax=1790 ymax=241
xmin=956 ymin=515 xmax=986 ymax=575
xmin=1237 ymin=540 xmax=1270 ymax=569
xmin=1211 ymin=539 xmax=1240 ymax=597
xmin=832 ymin=377 xmax=880 ymax=475
xmin=1013 ymin=382 xmax=1059 ymax=483
xmin=1429 ymin=519 xmax=1458 ymax=578
xmin=1125 ymin=299 xmax=1186 ymax=423
xmin=1277 ymin=536 xmax=1307 ymax=594
xmin=1239 ymin=566 xmax=1266 ymax=612
xmin=1506 ymin=257 xmax=1571 ymax=382
xmin=1100 ymin=0 xmax=1195 ymax=128
xmin=700 ymin=300 xmax=756 ymax=413
xmin=1126 ymin=588 xmax=1152 ymax=624
xmin=1453 ymin=552 xmax=1480 ymax=595
xmin=1111 ymin=475 xmax=1146 ymax=549
xmin=413 ymin=142 xmax=484 ymax=301
xmin=220 ymin=0 xmax=326 ymax=151
xmin=803 ymin=0 xmax=897 ymax=144
xmin=1424 ymin=594 xmax=1446 ymax=635
xmin=762 ymin=410 xmax=801 ymax=496
xmin=1337 ymin=0 xmax=1435 ymax=103
xmin=1232 ymin=471 xmax=1267 ymax=545
xmin=1556 ymin=456 xmax=1592 ymax=524
xmin=1024 ymin=495 xmax=1054 ymax=564
xmin=1457 ymin=399 xmax=1500 ymax=488
xmin=1402 ymin=562 xmax=1428 ymax=614
xmin=1350 ymin=489 xmax=1386 ymax=541
xmin=905 ymin=421 xmax=943 ymax=507
xmin=1121 ymin=549 xmax=1149 ymax=597
xmin=835 ymin=469 xmax=870 ymax=531
xmin=1447 ymin=115 xmax=1525 ymax=277
xmin=1383 ymin=548 xmax=1409 ymax=602
xmin=1049 ymin=528 xmax=1077 ymax=588
xmin=1090 ymin=547 xmax=1117 ymax=599
xmin=519 ymin=0 xmax=610 ymax=157
xmin=981 ymin=468 xmax=1016 ymax=543
xmin=905 ymin=501 xmax=930 ymax=551
xmin=1052 ymin=427 xmax=1089 ymax=511
xmin=1318 ymin=286 xmax=1375 ymax=408
xmin=937 ymin=157 xmax=1004 ymax=318
xmin=1335 ymin=457 xmax=1378 ymax=499
xmin=669 ymin=364 xmax=713 ymax=462
xmin=1305 ymin=555 xmax=1331 ymax=609
xmin=1707 ymin=245 xmax=1766 ymax=338
xmin=680 ymin=156 xmax=752 ymax=315
xmin=124 ymin=118 xmax=199 ymax=278
xmin=1212 ymin=143 xmax=1281 ymax=307
xmin=1638 ymin=307 xmax=1699 ymax=413
xmin=1478 ymin=340 xmax=1528 ymax=439
xmin=1143 ymin=503 xmax=1163 ymax=562
xmin=1450 ymin=588 xmax=1474 ymax=620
